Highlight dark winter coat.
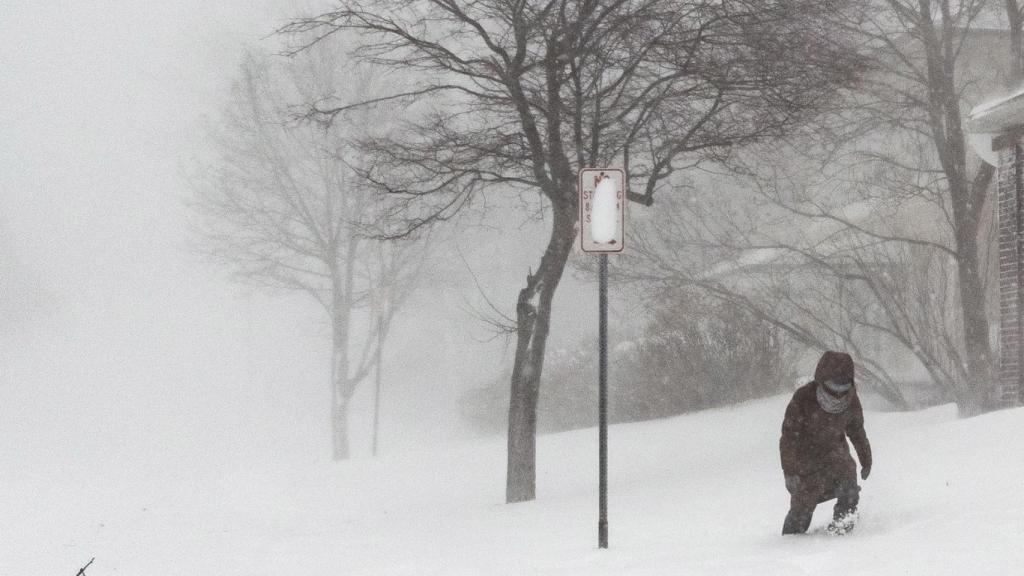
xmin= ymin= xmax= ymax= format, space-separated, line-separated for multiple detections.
xmin=779 ymin=353 xmax=872 ymax=480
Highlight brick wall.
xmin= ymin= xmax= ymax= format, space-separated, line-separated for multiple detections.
xmin=997 ymin=141 xmax=1024 ymax=407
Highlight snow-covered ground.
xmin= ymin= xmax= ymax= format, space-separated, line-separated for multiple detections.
xmin=5 ymin=396 xmax=1023 ymax=575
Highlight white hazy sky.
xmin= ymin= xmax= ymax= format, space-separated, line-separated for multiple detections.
xmin=0 ymin=1 xmax=342 ymax=473
xmin=0 ymin=1 xmax=623 ymax=480
xmin=0 ymin=1 xmax=634 ymax=487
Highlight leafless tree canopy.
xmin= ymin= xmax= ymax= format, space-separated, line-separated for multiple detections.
xmin=280 ymin=0 xmax=869 ymax=501
xmin=622 ymin=0 xmax=1024 ymax=415
xmin=282 ymin=0 xmax=865 ymax=228
xmin=188 ymin=48 xmax=428 ymax=459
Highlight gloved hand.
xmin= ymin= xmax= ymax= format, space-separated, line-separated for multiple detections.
xmin=785 ymin=474 xmax=801 ymax=494
xmin=861 ymin=465 xmax=871 ymax=480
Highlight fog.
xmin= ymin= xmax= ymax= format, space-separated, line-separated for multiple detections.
xmin=0 ymin=1 xmax=611 ymax=481
xmin=9 ymin=2 xmax=1024 ymax=574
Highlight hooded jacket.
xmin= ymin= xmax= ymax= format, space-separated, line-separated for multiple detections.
xmin=779 ymin=351 xmax=872 ymax=478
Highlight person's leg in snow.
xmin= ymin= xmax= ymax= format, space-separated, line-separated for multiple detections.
xmin=782 ymin=475 xmax=824 ymax=535
xmin=826 ymin=472 xmax=861 ymax=535
xmin=782 ymin=492 xmax=816 ymax=534
xmin=782 ymin=470 xmax=860 ymax=535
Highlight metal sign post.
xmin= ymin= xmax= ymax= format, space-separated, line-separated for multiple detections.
xmin=598 ymin=252 xmax=609 ymax=549
xmin=579 ymin=168 xmax=625 ymax=550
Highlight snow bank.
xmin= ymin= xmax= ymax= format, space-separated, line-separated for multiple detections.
xmin=5 ymin=397 xmax=1023 ymax=575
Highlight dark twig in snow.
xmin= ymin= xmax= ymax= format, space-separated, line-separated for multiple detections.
xmin=75 ymin=558 xmax=95 ymax=576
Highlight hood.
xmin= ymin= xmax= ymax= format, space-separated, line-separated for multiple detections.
xmin=814 ymin=351 xmax=855 ymax=385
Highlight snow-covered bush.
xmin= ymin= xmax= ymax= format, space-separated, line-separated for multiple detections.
xmin=461 ymin=293 xmax=796 ymax=434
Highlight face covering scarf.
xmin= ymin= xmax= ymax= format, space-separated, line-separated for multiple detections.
xmin=816 ymin=379 xmax=852 ymax=414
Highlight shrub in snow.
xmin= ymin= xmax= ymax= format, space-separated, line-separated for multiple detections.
xmin=460 ymin=292 xmax=797 ymax=433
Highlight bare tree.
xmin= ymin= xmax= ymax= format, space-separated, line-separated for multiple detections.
xmin=624 ymin=169 xmax=972 ymax=410
xmin=281 ymin=0 xmax=864 ymax=502
xmin=188 ymin=48 xmax=425 ymax=459
xmin=734 ymin=144 xmax=997 ymax=411
xmin=846 ymin=0 xmax=1004 ymax=414
xmin=626 ymin=0 xmax=1022 ymax=415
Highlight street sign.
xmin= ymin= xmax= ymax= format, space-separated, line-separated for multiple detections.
xmin=579 ymin=168 xmax=625 ymax=253
xmin=578 ymin=168 xmax=626 ymax=550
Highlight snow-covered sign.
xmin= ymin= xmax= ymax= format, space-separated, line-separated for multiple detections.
xmin=578 ymin=168 xmax=626 ymax=253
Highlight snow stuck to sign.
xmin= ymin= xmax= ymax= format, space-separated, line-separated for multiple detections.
xmin=5 ymin=397 xmax=1023 ymax=575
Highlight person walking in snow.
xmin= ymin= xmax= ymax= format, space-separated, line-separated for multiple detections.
xmin=779 ymin=350 xmax=872 ymax=535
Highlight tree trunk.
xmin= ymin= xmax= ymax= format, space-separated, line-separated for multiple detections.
xmin=921 ymin=16 xmax=994 ymax=417
xmin=331 ymin=294 xmax=353 ymax=460
xmin=946 ymin=159 xmax=995 ymax=416
xmin=332 ymin=400 xmax=351 ymax=460
xmin=331 ymin=339 xmax=352 ymax=459
xmin=506 ymin=203 xmax=576 ymax=503
xmin=1009 ymin=0 xmax=1024 ymax=84
xmin=945 ymin=128 xmax=994 ymax=416
xmin=329 ymin=239 xmax=358 ymax=460
xmin=953 ymin=224 xmax=993 ymax=417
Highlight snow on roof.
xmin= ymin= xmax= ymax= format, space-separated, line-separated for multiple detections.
xmin=701 ymin=247 xmax=787 ymax=280
xmin=697 ymin=196 xmax=927 ymax=281
xmin=834 ymin=198 xmax=875 ymax=223
xmin=969 ymin=84 xmax=1024 ymax=133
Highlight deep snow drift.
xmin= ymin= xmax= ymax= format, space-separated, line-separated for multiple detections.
xmin=5 ymin=396 xmax=1023 ymax=575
